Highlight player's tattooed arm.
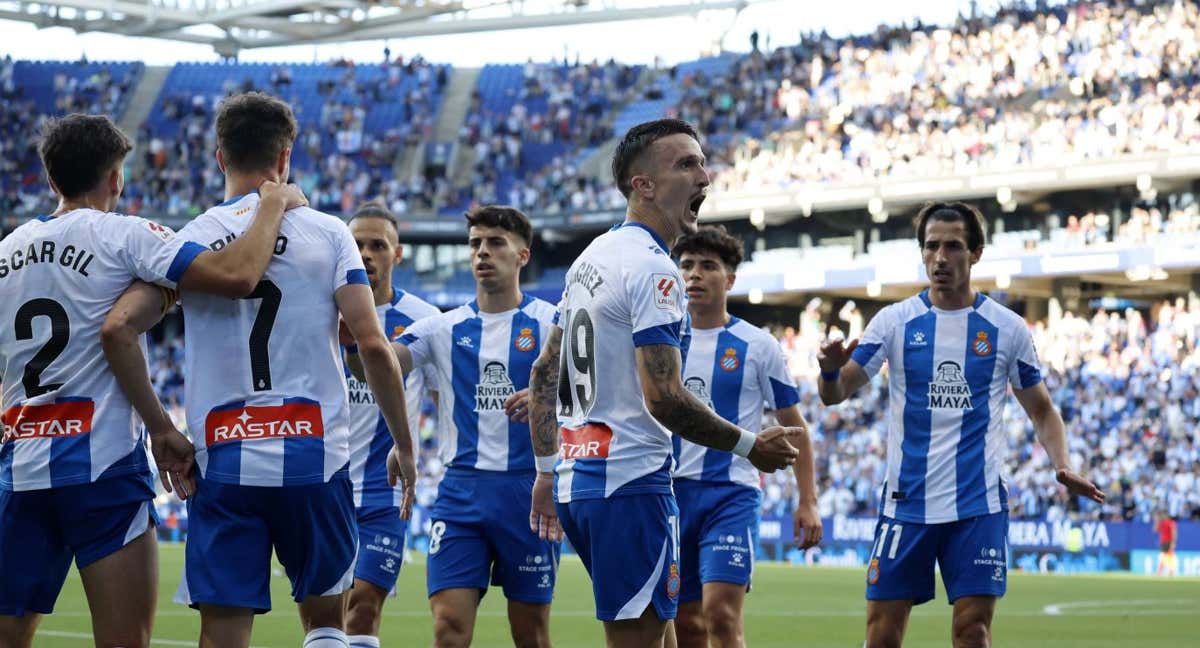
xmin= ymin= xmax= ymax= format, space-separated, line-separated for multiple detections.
xmin=529 ymin=326 xmax=563 ymax=459
xmin=636 ymin=344 xmax=742 ymax=450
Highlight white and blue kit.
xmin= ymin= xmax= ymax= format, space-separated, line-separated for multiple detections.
xmin=173 ymin=192 xmax=366 ymax=613
xmin=346 ymin=287 xmax=439 ymax=592
xmin=0 ymin=209 xmax=203 ymax=616
xmin=673 ymin=317 xmax=800 ymax=603
xmin=851 ymin=290 xmax=1042 ymax=604
xmin=552 ymin=223 xmax=688 ymax=622
xmin=397 ymin=295 xmax=559 ymax=602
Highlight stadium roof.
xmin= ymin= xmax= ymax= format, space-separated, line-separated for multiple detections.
xmin=0 ymin=0 xmax=751 ymax=56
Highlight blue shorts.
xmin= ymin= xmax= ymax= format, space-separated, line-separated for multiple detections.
xmin=426 ymin=468 xmax=558 ymax=604
xmin=355 ymin=505 xmax=407 ymax=592
xmin=557 ymin=493 xmax=680 ymax=622
xmin=177 ymin=476 xmax=357 ymax=613
xmin=865 ymin=511 xmax=1008 ymax=605
xmin=0 ymin=473 xmax=157 ymax=616
xmin=674 ymin=479 xmax=760 ymax=604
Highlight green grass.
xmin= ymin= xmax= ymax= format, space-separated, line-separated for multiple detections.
xmin=32 ymin=544 xmax=1200 ymax=647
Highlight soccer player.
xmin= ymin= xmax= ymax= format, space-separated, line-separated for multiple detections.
xmin=1155 ymin=510 xmax=1178 ymax=577
xmin=0 ymin=113 xmax=303 ymax=647
xmin=670 ymin=226 xmax=822 ymax=648
xmin=168 ymin=93 xmax=417 ymax=648
xmin=342 ymin=201 xmax=439 ymax=647
xmin=526 ymin=118 xmax=800 ymax=648
xmin=816 ymin=202 xmax=1105 ymax=648
xmin=347 ymin=205 xmax=560 ymax=648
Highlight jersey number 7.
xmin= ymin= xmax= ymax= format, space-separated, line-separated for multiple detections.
xmin=242 ymin=280 xmax=281 ymax=391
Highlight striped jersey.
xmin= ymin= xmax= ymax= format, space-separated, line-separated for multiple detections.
xmin=346 ymin=287 xmax=440 ymax=508
xmin=851 ymin=290 xmax=1043 ymax=524
xmin=0 ymin=209 xmax=203 ymax=491
xmin=674 ymin=317 xmax=801 ymax=489
xmin=553 ymin=223 xmax=688 ymax=503
xmin=397 ymin=294 xmax=555 ymax=472
xmin=177 ymin=192 xmax=367 ymax=487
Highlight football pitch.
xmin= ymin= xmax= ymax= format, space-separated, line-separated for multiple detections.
xmin=31 ymin=544 xmax=1199 ymax=647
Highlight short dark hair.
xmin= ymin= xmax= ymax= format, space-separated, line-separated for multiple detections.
xmin=672 ymin=225 xmax=744 ymax=271
xmin=611 ymin=118 xmax=700 ymax=198
xmin=350 ymin=199 xmax=399 ymax=236
xmin=914 ymin=201 xmax=987 ymax=251
xmin=38 ymin=114 xmax=132 ymax=199
xmin=464 ymin=205 xmax=533 ymax=247
xmin=215 ymin=92 xmax=298 ymax=174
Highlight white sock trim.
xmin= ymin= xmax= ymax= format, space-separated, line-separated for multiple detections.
xmin=347 ymin=635 xmax=380 ymax=648
xmin=303 ymin=627 xmax=349 ymax=648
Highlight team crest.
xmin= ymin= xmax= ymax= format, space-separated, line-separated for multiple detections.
xmin=514 ymin=328 xmax=537 ymax=352
xmin=867 ymin=558 xmax=881 ymax=585
xmin=720 ymin=348 xmax=740 ymax=372
xmin=666 ymin=563 xmax=681 ymax=598
xmin=392 ymin=324 xmax=407 ymax=340
xmin=973 ymin=331 xmax=992 ymax=356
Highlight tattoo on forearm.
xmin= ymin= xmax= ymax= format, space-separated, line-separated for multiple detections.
xmin=529 ymin=330 xmax=563 ymax=457
xmin=641 ymin=345 xmax=740 ymax=451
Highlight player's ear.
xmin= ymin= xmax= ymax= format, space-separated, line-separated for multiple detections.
xmin=725 ymin=271 xmax=736 ymax=291
xmin=392 ymin=239 xmax=404 ymax=266
xmin=970 ymin=245 xmax=983 ymax=265
xmin=630 ymin=174 xmax=654 ymax=198
xmin=517 ymin=246 xmax=531 ymax=268
xmin=215 ymin=148 xmax=227 ymax=174
xmin=276 ymin=146 xmax=291 ymax=179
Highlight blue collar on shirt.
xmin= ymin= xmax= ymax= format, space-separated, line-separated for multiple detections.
xmin=919 ymin=289 xmax=987 ymax=310
xmin=617 ymin=221 xmax=671 ymax=256
xmin=468 ymin=293 xmax=533 ymax=315
xmin=35 ymin=214 xmax=54 ymax=222
xmin=390 ymin=286 xmax=407 ymax=306
xmin=216 ymin=190 xmax=259 ymax=208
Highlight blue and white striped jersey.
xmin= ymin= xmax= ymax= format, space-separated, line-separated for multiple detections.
xmin=346 ymin=287 xmax=440 ymax=508
xmin=552 ymin=223 xmax=688 ymax=503
xmin=851 ymin=290 xmax=1043 ymax=524
xmin=398 ymin=295 xmax=556 ymax=472
xmin=0 ymin=210 xmax=203 ymax=491
xmin=674 ymin=317 xmax=800 ymax=489
xmin=178 ymin=193 xmax=367 ymax=487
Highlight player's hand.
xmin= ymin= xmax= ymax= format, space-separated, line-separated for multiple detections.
xmin=338 ymin=316 xmax=356 ymax=347
xmin=1056 ymin=468 xmax=1105 ymax=504
xmin=793 ymin=500 xmax=823 ymax=550
xmin=817 ymin=337 xmax=859 ymax=374
xmin=504 ymin=388 xmax=531 ymax=423
xmin=387 ymin=445 xmax=417 ymax=520
xmin=258 ymin=179 xmax=308 ymax=211
xmin=529 ymin=472 xmax=563 ymax=542
xmin=748 ymin=426 xmax=799 ymax=473
xmin=148 ymin=427 xmax=197 ymax=500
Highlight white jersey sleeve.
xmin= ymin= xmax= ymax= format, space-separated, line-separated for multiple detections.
xmin=850 ymin=304 xmax=897 ymax=379
xmin=331 ymin=225 xmax=368 ymax=293
xmin=1007 ymin=323 xmax=1043 ymax=390
xmin=627 ymin=259 xmax=686 ymax=349
xmin=398 ymin=313 xmax=440 ymax=370
xmin=757 ymin=332 xmax=801 ymax=412
xmin=118 ymin=217 xmax=206 ymax=289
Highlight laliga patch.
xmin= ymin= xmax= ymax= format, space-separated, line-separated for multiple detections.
xmin=143 ymin=220 xmax=175 ymax=241
xmin=651 ymin=273 xmax=679 ymax=311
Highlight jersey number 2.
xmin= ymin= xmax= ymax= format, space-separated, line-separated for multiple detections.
xmin=14 ymin=299 xmax=70 ymax=399
xmin=242 ymin=280 xmax=281 ymax=391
